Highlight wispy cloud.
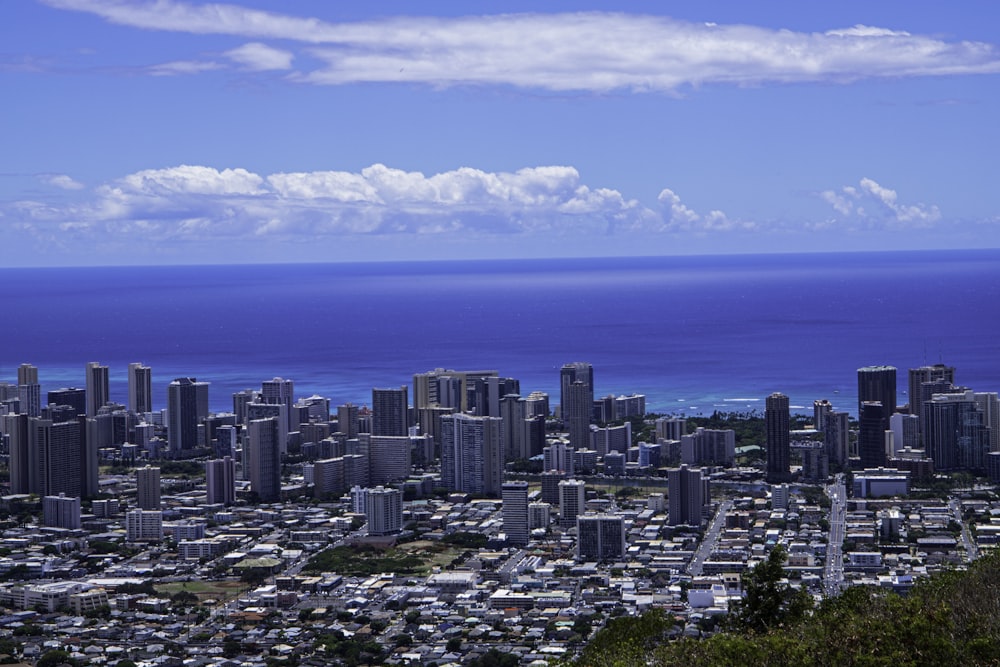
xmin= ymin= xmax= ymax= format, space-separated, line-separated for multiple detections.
xmin=40 ymin=1 xmax=1000 ymax=92
xmin=40 ymin=173 xmax=85 ymax=190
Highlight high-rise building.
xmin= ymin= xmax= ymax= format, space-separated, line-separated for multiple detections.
xmin=372 ymin=386 xmax=409 ymax=437
xmin=368 ymin=436 xmax=412 ymax=486
xmin=925 ymin=391 xmax=992 ymax=472
xmin=765 ymin=392 xmax=791 ymax=483
xmin=125 ymin=509 xmax=163 ymax=542
xmin=413 ymin=368 xmax=499 ymax=413
xmin=858 ymin=401 xmax=887 ymax=468
xmin=543 ymin=441 xmax=575 ymax=475
xmin=502 ymin=481 xmax=529 ymax=546
xmin=825 ymin=410 xmax=851 ymax=468
xmin=47 ymin=387 xmax=86 ymax=417
xmin=813 ymin=399 xmax=833 ymax=432
xmin=246 ymin=417 xmax=282 ymax=502
xmin=540 ymin=470 xmax=567 ymax=506
xmin=128 ymin=363 xmax=153 ymax=415
xmin=439 ymin=413 xmax=504 ymax=496
xmin=499 ymin=394 xmax=528 ymax=461
xmin=4 ymin=413 xmax=30 ymax=493
xmin=908 ymin=364 xmax=955 ymax=425
xmin=205 ymin=456 xmax=236 ymax=506
xmin=470 ymin=376 xmax=520 ymax=417
xmin=681 ymin=427 xmax=736 ymax=467
xmin=136 ymin=466 xmax=161 ymax=510
xmin=16 ymin=363 xmax=41 ymax=418
xmin=246 ymin=402 xmax=288 ymax=454
xmin=858 ymin=366 xmax=897 ymax=433
xmin=576 ymin=514 xmax=626 ymax=561
xmin=973 ymin=392 xmax=1000 ymax=454
xmin=42 ymin=494 xmax=81 ymax=530
xmin=364 ymin=486 xmax=403 ymax=536
xmin=565 ymin=380 xmax=592 ymax=449
xmin=337 ymin=403 xmax=360 ymax=439
xmin=655 ymin=417 xmax=687 ymax=441
xmin=667 ymin=464 xmax=705 ymax=526
xmin=31 ymin=415 xmax=97 ymax=498
xmin=591 ymin=423 xmax=631 ymax=458
xmin=890 ymin=413 xmax=920 ymax=455
xmin=85 ymin=362 xmax=110 ymax=418
xmin=167 ymin=378 xmax=209 ymax=453
xmin=560 ymin=362 xmax=593 ymax=421
xmin=558 ymin=478 xmax=586 ymax=527
xmin=261 ymin=377 xmax=295 ymax=433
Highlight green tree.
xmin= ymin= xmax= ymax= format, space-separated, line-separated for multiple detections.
xmin=728 ymin=545 xmax=812 ymax=633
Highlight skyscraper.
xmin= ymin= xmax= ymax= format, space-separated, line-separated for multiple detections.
xmin=3 ymin=413 xmax=30 ymax=493
xmin=858 ymin=365 xmax=897 ymax=433
xmin=576 ymin=514 xmax=626 ymax=561
xmin=85 ymin=362 xmax=110 ymax=417
xmin=372 ymin=386 xmax=409 ymax=437
xmin=47 ymin=387 xmax=86 ymax=417
xmin=246 ymin=417 xmax=282 ymax=502
xmin=908 ymin=364 xmax=955 ymax=425
xmin=136 ymin=466 xmax=161 ymax=510
xmin=925 ymin=390 xmax=992 ymax=473
xmin=167 ymin=377 xmax=209 ymax=453
xmin=765 ymin=392 xmax=791 ymax=483
xmin=128 ymin=363 xmax=153 ymax=415
xmin=667 ymin=464 xmax=705 ymax=526
xmin=30 ymin=415 xmax=97 ymax=498
xmin=337 ymin=403 xmax=360 ymax=439
xmin=825 ymin=410 xmax=850 ymax=468
xmin=364 ymin=486 xmax=403 ymax=536
xmin=858 ymin=401 xmax=887 ymax=468
xmin=440 ymin=413 xmax=504 ymax=496
xmin=560 ymin=362 xmax=593 ymax=424
xmin=502 ymin=481 xmax=529 ymax=547
xmin=558 ymin=478 xmax=586 ymax=527
xmin=565 ymin=380 xmax=592 ymax=449
xmin=17 ymin=363 xmax=40 ymax=418
xmin=205 ymin=456 xmax=236 ymax=506
xmin=261 ymin=377 xmax=295 ymax=433
xmin=368 ymin=436 xmax=412 ymax=486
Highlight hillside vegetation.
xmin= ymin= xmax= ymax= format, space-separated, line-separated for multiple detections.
xmin=572 ymin=549 xmax=1000 ymax=667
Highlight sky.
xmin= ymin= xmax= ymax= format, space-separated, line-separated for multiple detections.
xmin=2 ymin=1 xmax=999 ymax=266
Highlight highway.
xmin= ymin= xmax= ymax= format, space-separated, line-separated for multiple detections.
xmin=823 ymin=474 xmax=847 ymax=596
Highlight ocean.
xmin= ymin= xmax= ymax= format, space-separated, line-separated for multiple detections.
xmin=2 ymin=249 xmax=998 ymax=418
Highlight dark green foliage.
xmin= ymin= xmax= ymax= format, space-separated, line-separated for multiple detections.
xmin=728 ymin=545 xmax=812 ymax=633
xmin=464 ymin=648 xmax=518 ymax=667
xmin=571 ymin=550 xmax=1000 ymax=667
xmin=442 ymin=532 xmax=488 ymax=549
xmin=303 ymin=545 xmax=426 ymax=576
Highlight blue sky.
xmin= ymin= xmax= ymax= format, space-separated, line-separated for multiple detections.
xmin=2 ymin=1 xmax=999 ymax=266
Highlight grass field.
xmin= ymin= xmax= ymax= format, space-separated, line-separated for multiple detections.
xmin=156 ymin=579 xmax=244 ymax=601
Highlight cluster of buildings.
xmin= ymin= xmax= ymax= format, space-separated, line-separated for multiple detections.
xmin=0 ymin=360 xmax=997 ymax=665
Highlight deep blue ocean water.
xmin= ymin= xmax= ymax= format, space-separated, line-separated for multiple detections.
xmin=2 ymin=250 xmax=998 ymax=418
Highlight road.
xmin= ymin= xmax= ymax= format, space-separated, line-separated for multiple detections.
xmin=823 ymin=474 xmax=847 ymax=596
xmin=950 ymin=498 xmax=978 ymax=563
xmin=687 ymin=500 xmax=733 ymax=576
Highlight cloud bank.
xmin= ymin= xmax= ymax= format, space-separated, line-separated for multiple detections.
xmin=41 ymin=0 xmax=1000 ymax=92
xmin=6 ymin=164 xmax=953 ymax=247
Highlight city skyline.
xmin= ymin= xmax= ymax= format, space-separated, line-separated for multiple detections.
xmin=2 ymin=2 xmax=999 ymax=266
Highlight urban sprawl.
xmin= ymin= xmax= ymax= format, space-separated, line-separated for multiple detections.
xmin=0 ymin=361 xmax=997 ymax=666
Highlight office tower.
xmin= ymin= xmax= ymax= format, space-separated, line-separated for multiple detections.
xmin=246 ymin=417 xmax=282 ymax=502
xmin=668 ymin=464 xmax=705 ymax=526
xmin=125 ymin=509 xmax=163 ymax=542
xmin=591 ymin=423 xmax=631 ymax=458
xmin=858 ymin=366 xmax=897 ymax=433
xmin=261 ymin=377 xmax=295 ymax=433
xmin=4 ymin=413 xmax=30 ymax=493
xmin=560 ymin=362 xmax=593 ymax=420
xmin=765 ymin=392 xmax=791 ymax=483
xmin=825 ymin=410 xmax=851 ymax=467
xmin=42 ymin=494 xmax=81 ymax=530
xmin=336 ymin=403 xmax=360 ymax=439
xmin=565 ymin=381 xmax=592 ymax=449
xmin=372 ymin=386 xmax=409 ymax=437
xmin=925 ymin=391 xmax=992 ymax=472
xmin=502 ymin=481 xmax=530 ymax=546
xmin=364 ymin=486 xmax=403 ymax=536
xmin=890 ymin=413 xmax=920 ymax=454
xmin=85 ymin=362 xmax=110 ymax=417
xmin=858 ymin=402 xmax=887 ymax=468
xmin=522 ymin=414 xmax=547 ymax=459
xmin=127 ymin=363 xmax=153 ymax=415
xmin=499 ymin=394 xmax=527 ymax=461
xmin=681 ymin=427 xmax=736 ymax=467
xmin=31 ymin=416 xmax=97 ymax=498
xmin=205 ymin=456 xmax=236 ymax=505
xmin=136 ymin=466 xmax=161 ymax=510
xmin=558 ymin=478 xmax=586 ymax=527
xmin=524 ymin=391 xmax=550 ymax=418
xmin=439 ymin=413 xmax=504 ymax=496
xmin=655 ymin=417 xmax=686 ymax=441
xmin=543 ymin=441 xmax=575 ymax=475
xmin=577 ymin=514 xmax=626 ymax=561
xmin=232 ymin=388 xmax=258 ymax=425
xmin=470 ymin=376 xmax=520 ymax=417
xmin=908 ymin=364 xmax=955 ymax=424
xmin=167 ymin=377 xmax=209 ymax=453
xmin=246 ymin=402 xmax=287 ymax=454
xmin=46 ymin=388 xmax=86 ymax=418
xmin=16 ymin=363 xmax=41 ymax=418
xmin=368 ymin=436 xmax=412 ymax=486
xmin=813 ymin=399 xmax=833 ymax=432
xmin=974 ymin=392 xmax=1000 ymax=453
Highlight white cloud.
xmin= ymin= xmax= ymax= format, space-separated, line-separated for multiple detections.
xmin=41 ymin=174 xmax=85 ymax=190
xmin=148 ymin=59 xmax=223 ymax=76
xmin=821 ymin=177 xmax=941 ymax=227
xmin=41 ymin=1 xmax=1000 ymax=92
xmin=224 ymin=42 xmax=293 ymax=71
